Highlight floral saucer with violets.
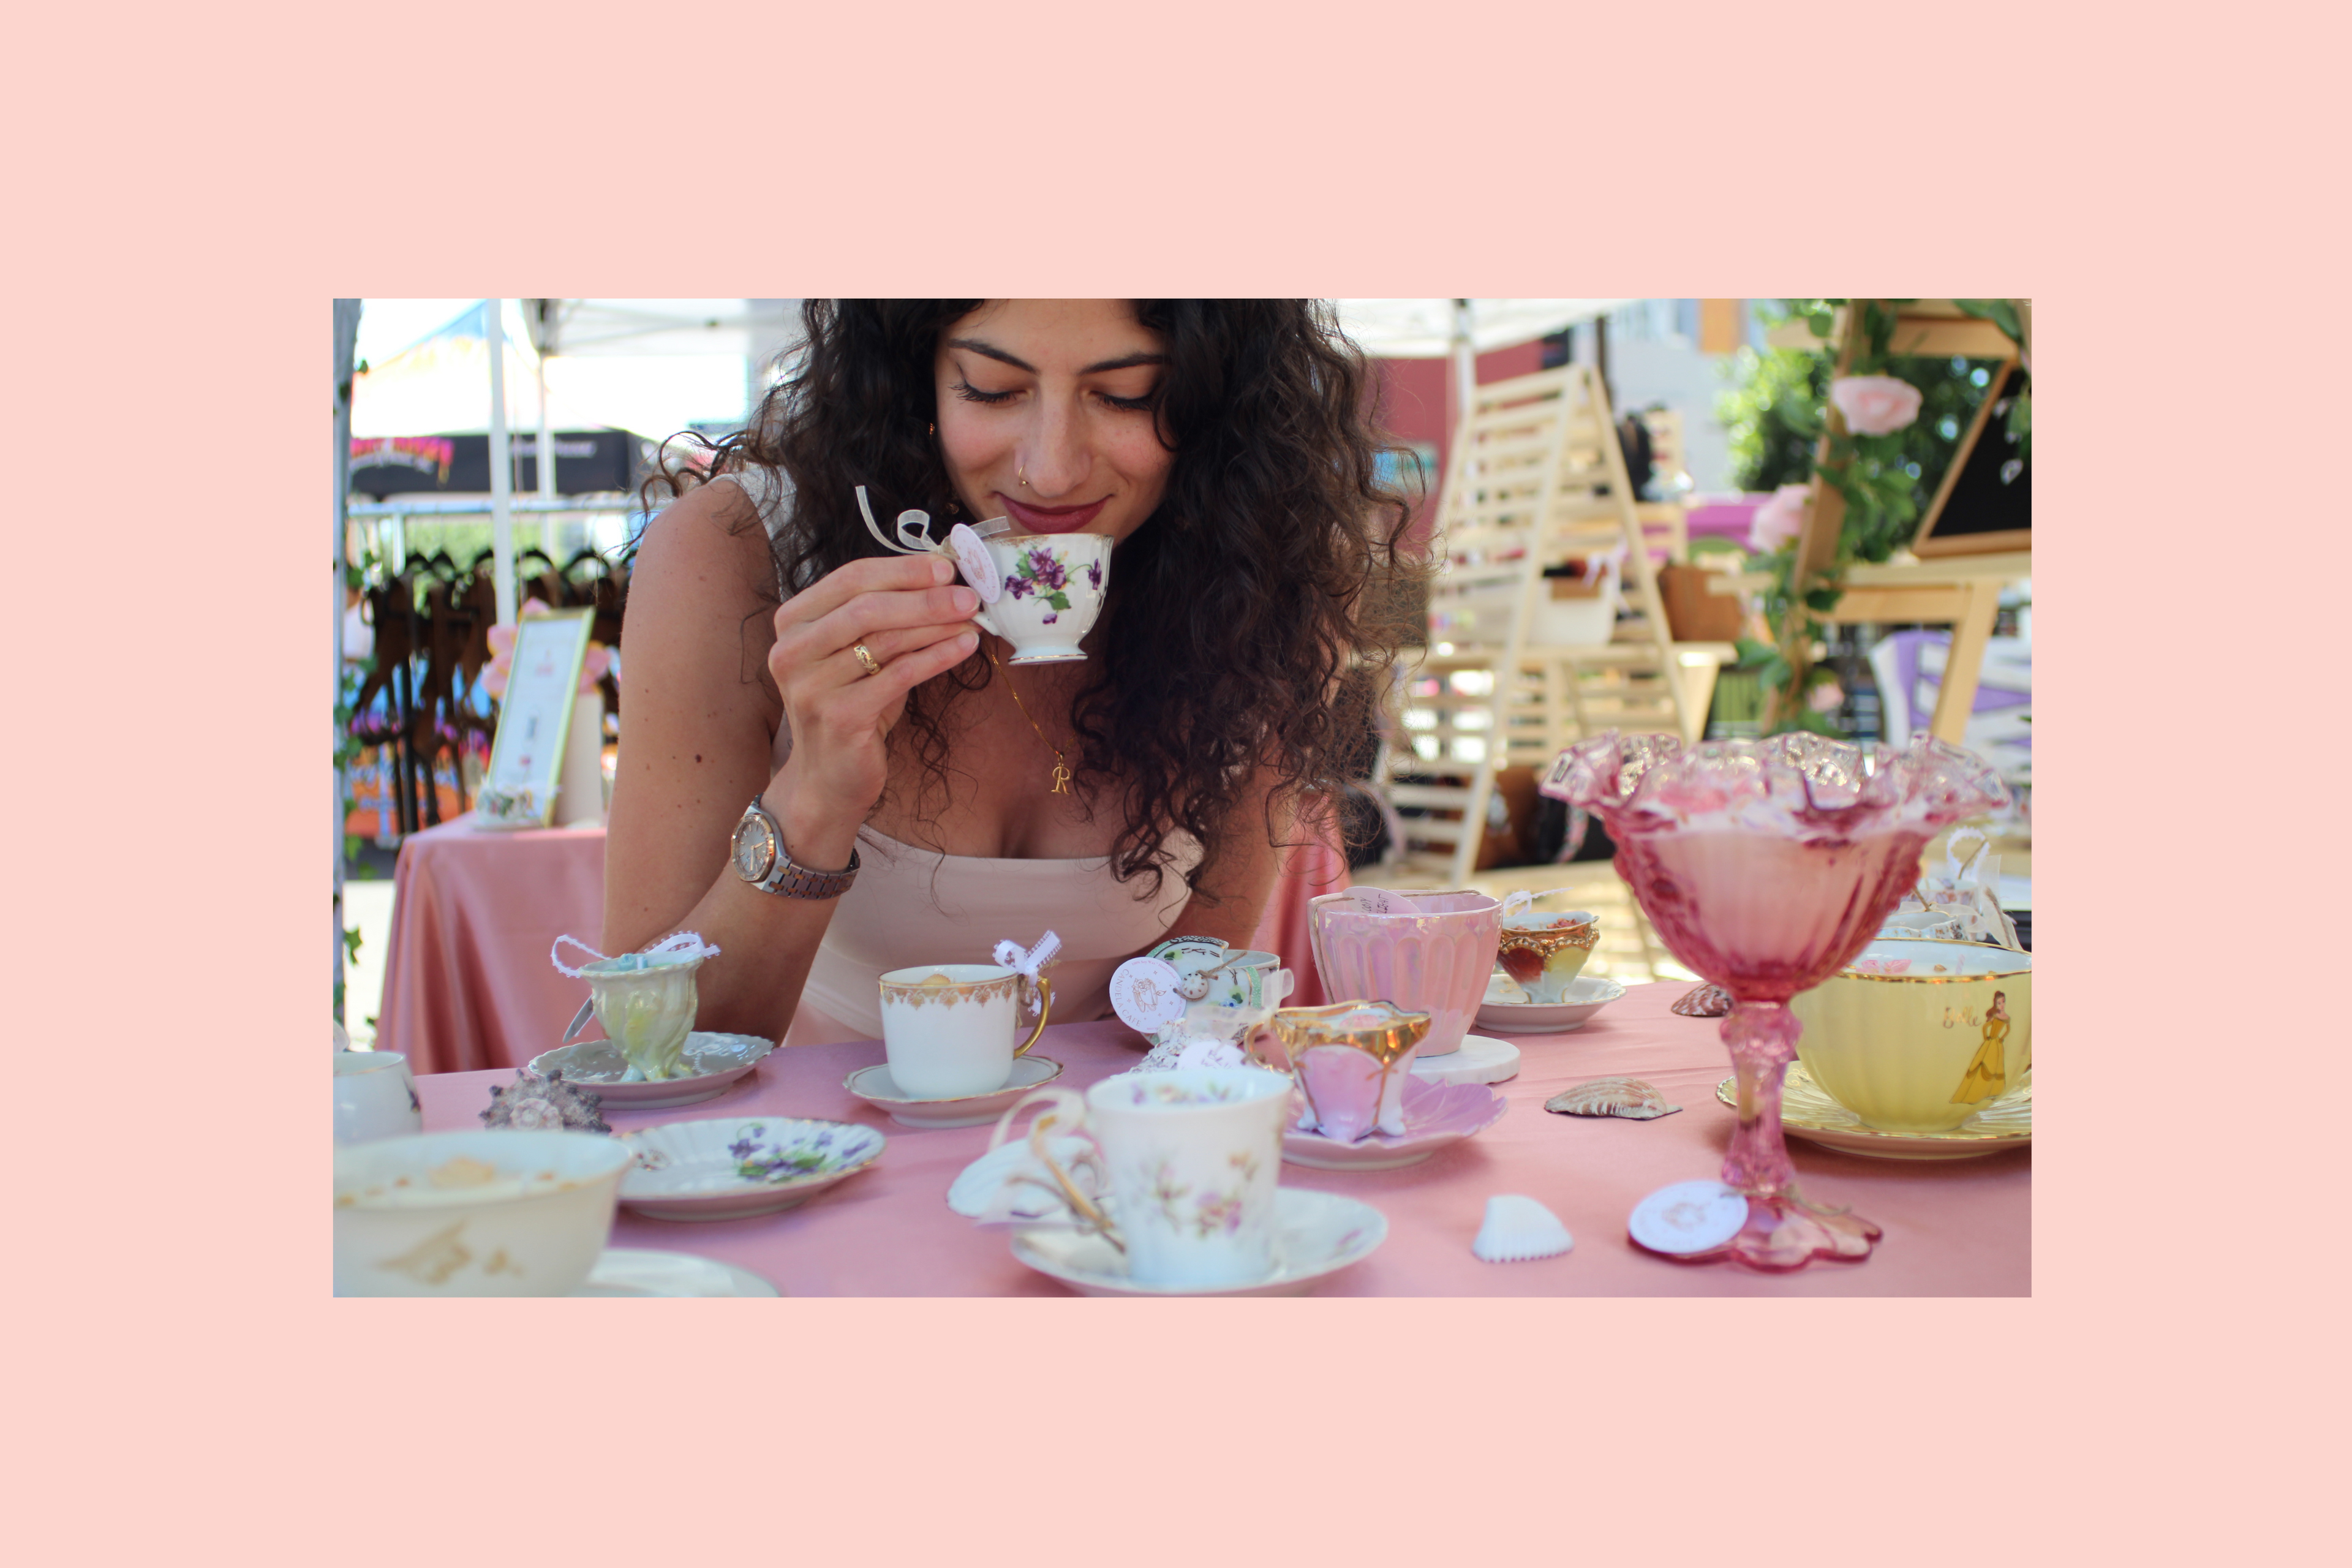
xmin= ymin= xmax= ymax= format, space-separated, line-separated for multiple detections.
xmin=617 ymin=1115 xmax=884 ymax=1221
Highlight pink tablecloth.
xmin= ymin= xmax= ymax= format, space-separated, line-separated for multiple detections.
xmin=375 ymin=815 xmax=611 ymax=1076
xmin=414 ymin=982 xmax=2028 ymax=1296
xmin=378 ymin=813 xmax=1349 ymax=1077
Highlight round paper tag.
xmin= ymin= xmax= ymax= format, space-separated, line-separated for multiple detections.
xmin=1108 ymin=958 xmax=1188 ymax=1033
xmin=1627 ymin=1180 xmax=1750 ymax=1256
xmin=946 ymin=522 xmax=1003 ymax=604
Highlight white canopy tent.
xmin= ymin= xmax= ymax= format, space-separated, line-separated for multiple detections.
xmin=352 ymin=298 xmax=1630 ymax=628
xmin=1334 ymin=298 xmax=1636 ymax=429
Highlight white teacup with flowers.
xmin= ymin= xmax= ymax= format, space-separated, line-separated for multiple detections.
xmin=971 ymin=533 xmax=1111 ymax=664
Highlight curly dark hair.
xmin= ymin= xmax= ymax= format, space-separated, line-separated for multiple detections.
xmin=639 ymin=299 xmax=1423 ymax=903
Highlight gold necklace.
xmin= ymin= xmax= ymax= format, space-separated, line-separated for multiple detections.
xmin=985 ymin=640 xmax=1073 ymax=795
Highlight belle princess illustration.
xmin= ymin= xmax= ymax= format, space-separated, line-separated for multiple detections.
xmin=1950 ymin=992 xmax=2010 ymax=1105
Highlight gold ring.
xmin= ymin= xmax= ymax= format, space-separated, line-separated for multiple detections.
xmin=851 ymin=643 xmax=883 ymax=677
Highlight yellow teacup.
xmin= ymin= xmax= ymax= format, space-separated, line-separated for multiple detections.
xmin=1790 ymin=938 xmax=2032 ymax=1133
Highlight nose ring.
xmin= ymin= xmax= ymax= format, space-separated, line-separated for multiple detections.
xmin=1017 ymin=464 xmax=1030 ymax=489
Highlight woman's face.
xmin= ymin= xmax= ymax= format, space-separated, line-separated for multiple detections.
xmin=933 ymin=300 xmax=1173 ymax=541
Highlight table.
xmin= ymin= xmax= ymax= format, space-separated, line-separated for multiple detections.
xmin=375 ymin=816 xmax=610 ymax=1075
xmin=415 ymin=982 xmax=2029 ymax=1295
xmin=377 ymin=813 xmax=1349 ymax=1077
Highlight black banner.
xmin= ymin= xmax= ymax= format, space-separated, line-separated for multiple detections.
xmin=349 ymin=429 xmax=652 ymax=499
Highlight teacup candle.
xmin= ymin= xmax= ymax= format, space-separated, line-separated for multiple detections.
xmin=1496 ymin=893 xmax=1600 ymax=1003
xmin=1308 ymin=889 xmax=1502 ymax=1058
xmin=551 ymin=933 xmax=719 ymax=1083
xmin=878 ymin=930 xmax=1057 ymax=1099
xmin=1270 ymin=1000 xmax=1432 ymax=1143
xmin=991 ymin=1068 xmax=1294 ymax=1288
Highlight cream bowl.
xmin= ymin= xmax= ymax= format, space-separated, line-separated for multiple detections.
xmin=1790 ymin=938 xmax=2032 ymax=1134
xmin=334 ymin=1129 xmax=632 ymax=1297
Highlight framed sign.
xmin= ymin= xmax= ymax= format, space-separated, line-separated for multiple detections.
xmin=476 ymin=608 xmax=594 ymax=829
xmin=1913 ymin=360 xmax=2030 ymax=557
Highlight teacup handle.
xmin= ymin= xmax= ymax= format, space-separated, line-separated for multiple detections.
xmin=985 ymin=1085 xmax=1120 ymax=1251
xmin=971 ymin=606 xmax=1005 ymax=640
xmin=1013 ymin=976 xmax=1053 ymax=1058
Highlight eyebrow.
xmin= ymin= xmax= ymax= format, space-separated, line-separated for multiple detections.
xmin=948 ymin=337 xmax=1168 ymax=376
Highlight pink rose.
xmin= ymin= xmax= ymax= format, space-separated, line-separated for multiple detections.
xmin=1748 ymin=483 xmax=1811 ymax=553
xmin=1808 ymin=679 xmax=1843 ymax=713
xmin=1830 ymin=374 xmax=1923 ymax=436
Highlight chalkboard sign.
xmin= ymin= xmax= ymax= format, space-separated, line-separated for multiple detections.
xmin=1914 ymin=362 xmax=2030 ymax=557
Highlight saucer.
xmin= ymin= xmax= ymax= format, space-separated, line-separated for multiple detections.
xmin=569 ymin=1248 xmax=778 ymax=1297
xmin=844 ymin=1055 xmax=1064 ymax=1128
xmin=1475 ymin=976 xmax=1626 ymax=1035
xmin=1010 ymin=1188 xmax=1387 ymax=1297
xmin=619 ymin=1115 xmax=885 ymax=1221
xmin=1409 ymin=1034 xmax=1520 ymax=1085
xmin=1283 ymin=1076 xmax=1508 ymax=1170
xmin=1714 ymin=1063 xmax=2032 ymax=1161
xmin=529 ymin=1033 xmax=773 ymax=1110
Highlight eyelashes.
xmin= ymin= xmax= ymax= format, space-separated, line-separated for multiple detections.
xmin=951 ymin=379 xmax=1158 ymax=413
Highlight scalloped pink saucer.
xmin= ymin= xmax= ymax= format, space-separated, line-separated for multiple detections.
xmin=1281 ymin=1075 xmax=1509 ymax=1171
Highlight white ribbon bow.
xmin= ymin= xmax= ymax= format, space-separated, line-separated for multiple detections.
xmin=550 ymin=930 xmax=720 ymax=979
xmin=993 ymin=929 xmax=1062 ymax=982
xmin=855 ymin=484 xmax=1008 ymax=603
xmin=1501 ymin=891 xmax=1535 ymax=918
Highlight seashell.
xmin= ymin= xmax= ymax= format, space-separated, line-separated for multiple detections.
xmin=1545 ymin=1077 xmax=1681 ymax=1120
xmin=1472 ymin=1194 xmax=1574 ymax=1262
xmin=1671 ymin=984 xmax=1734 ymax=1017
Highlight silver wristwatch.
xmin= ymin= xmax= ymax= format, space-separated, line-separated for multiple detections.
xmin=730 ymin=797 xmax=860 ymax=900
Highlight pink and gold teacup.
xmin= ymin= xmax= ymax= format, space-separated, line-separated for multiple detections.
xmin=1496 ymin=907 xmax=1600 ymax=1003
xmin=1307 ymin=890 xmax=1501 ymax=1058
xmin=1270 ymin=1001 xmax=1432 ymax=1144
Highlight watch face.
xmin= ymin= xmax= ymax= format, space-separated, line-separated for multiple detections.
xmin=733 ymin=812 xmax=774 ymax=880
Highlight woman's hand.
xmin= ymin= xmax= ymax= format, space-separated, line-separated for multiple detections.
xmin=765 ymin=553 xmax=979 ymax=831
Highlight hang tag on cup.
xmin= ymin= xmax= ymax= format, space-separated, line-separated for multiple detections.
xmin=1108 ymin=957 xmax=1188 ymax=1033
xmin=1352 ymin=888 xmax=1412 ymax=916
xmin=945 ymin=522 xmax=1003 ymax=604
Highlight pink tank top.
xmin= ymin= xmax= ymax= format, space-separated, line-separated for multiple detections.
xmin=714 ymin=469 xmax=1199 ymax=1046
xmin=784 ymin=827 xmax=1201 ymax=1047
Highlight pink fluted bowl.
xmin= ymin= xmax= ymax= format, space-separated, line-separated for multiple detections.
xmin=1307 ymin=890 xmax=1502 ymax=1058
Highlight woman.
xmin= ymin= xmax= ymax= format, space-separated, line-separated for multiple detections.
xmin=604 ymin=300 xmax=1415 ymax=1047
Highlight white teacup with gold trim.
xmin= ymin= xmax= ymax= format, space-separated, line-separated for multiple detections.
xmin=878 ymin=964 xmax=1054 ymax=1099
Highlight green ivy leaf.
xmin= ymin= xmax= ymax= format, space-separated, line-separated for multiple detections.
xmin=1757 ymin=654 xmax=1793 ymax=690
xmin=1807 ymin=311 xmax=1834 ymax=339
xmin=1803 ymin=587 xmax=1844 ymax=613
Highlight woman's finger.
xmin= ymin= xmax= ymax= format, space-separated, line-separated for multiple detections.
xmin=793 ymin=582 xmax=978 ymax=659
xmin=812 ymin=619 xmax=978 ymax=681
xmin=777 ymin=554 xmax=954 ymax=631
xmin=829 ymin=629 xmax=979 ymax=715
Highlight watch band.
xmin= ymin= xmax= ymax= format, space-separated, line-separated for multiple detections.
xmin=739 ymin=797 xmax=861 ymax=900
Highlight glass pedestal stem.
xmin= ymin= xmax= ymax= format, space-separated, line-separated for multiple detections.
xmin=1721 ymin=1001 xmax=1800 ymax=1198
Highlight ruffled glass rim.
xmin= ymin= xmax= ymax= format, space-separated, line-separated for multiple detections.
xmin=1541 ymin=731 xmax=2008 ymax=840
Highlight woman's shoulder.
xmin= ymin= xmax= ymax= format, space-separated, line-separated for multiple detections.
xmin=622 ymin=478 xmax=783 ymax=659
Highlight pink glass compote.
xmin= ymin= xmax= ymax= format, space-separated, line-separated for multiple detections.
xmin=1544 ymin=731 xmax=2008 ymax=1270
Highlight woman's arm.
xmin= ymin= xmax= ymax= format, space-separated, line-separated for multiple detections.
xmin=1142 ymin=775 xmax=1302 ymax=955
xmin=601 ymin=481 xmax=978 ymax=1039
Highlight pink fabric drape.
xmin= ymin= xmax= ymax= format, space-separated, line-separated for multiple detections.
xmin=374 ymin=815 xmax=608 ymax=1076
xmin=1246 ymin=831 xmax=1352 ymax=1006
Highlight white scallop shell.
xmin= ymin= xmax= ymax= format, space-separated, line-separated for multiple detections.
xmin=1544 ymin=1077 xmax=1682 ymax=1119
xmin=1471 ymin=1194 xmax=1574 ymax=1262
